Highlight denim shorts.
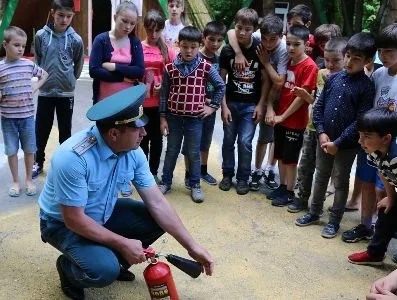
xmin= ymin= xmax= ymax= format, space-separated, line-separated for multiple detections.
xmin=356 ymin=149 xmax=377 ymax=183
xmin=1 ymin=116 xmax=36 ymax=156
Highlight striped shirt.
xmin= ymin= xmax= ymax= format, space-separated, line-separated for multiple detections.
xmin=367 ymin=137 xmax=397 ymax=187
xmin=0 ymin=58 xmax=44 ymax=118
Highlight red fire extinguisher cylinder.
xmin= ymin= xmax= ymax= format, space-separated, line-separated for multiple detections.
xmin=144 ymin=260 xmax=179 ymax=300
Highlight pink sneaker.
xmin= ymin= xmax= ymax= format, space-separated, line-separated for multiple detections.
xmin=348 ymin=251 xmax=384 ymax=265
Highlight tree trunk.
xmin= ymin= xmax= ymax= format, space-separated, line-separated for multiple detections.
xmin=381 ymin=0 xmax=397 ymax=28
xmin=354 ymin=0 xmax=364 ymax=33
xmin=262 ymin=0 xmax=274 ymax=16
xmin=341 ymin=0 xmax=355 ymax=36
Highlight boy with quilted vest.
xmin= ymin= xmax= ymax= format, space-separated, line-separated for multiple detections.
xmin=158 ymin=26 xmax=225 ymax=203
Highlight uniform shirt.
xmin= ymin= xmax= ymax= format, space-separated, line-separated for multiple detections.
xmin=0 ymin=58 xmax=45 ymax=118
xmin=277 ymin=56 xmax=318 ymax=129
xmin=368 ymin=137 xmax=397 ymax=187
xmin=220 ymin=38 xmax=263 ymax=104
xmin=372 ymin=66 xmax=397 ymax=109
xmin=38 ymin=126 xmax=155 ymax=224
xmin=313 ymin=70 xmax=375 ymax=149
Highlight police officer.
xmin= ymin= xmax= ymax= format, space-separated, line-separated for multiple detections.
xmin=39 ymin=85 xmax=214 ymax=300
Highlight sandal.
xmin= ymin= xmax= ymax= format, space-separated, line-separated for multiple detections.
xmin=25 ymin=185 xmax=37 ymax=196
xmin=8 ymin=186 xmax=20 ymax=197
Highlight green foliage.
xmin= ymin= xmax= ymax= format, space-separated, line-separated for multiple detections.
xmin=363 ymin=0 xmax=380 ymax=32
xmin=206 ymin=0 xmax=243 ymax=27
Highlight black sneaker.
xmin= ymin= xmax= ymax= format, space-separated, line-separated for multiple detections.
xmin=117 ymin=267 xmax=135 ymax=281
xmin=236 ymin=180 xmax=249 ymax=195
xmin=249 ymin=171 xmax=262 ymax=191
xmin=56 ymin=255 xmax=85 ymax=300
xmin=267 ymin=184 xmax=286 ymax=200
xmin=32 ymin=163 xmax=43 ymax=179
xmin=287 ymin=197 xmax=308 ymax=213
xmin=271 ymin=190 xmax=294 ymax=207
xmin=342 ymin=224 xmax=374 ymax=243
xmin=295 ymin=213 xmax=320 ymax=226
xmin=264 ymin=170 xmax=278 ymax=189
xmin=322 ymin=222 xmax=340 ymax=238
xmin=219 ymin=176 xmax=232 ymax=191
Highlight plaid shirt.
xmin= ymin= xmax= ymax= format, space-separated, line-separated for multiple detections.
xmin=367 ymin=137 xmax=397 ymax=187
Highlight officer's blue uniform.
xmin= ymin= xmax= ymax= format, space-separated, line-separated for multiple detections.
xmin=39 ymin=85 xmax=164 ymax=294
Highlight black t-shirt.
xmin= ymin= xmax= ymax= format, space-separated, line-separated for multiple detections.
xmin=219 ymin=38 xmax=263 ymax=103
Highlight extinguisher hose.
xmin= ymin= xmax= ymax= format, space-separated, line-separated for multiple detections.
xmin=165 ymin=254 xmax=202 ymax=278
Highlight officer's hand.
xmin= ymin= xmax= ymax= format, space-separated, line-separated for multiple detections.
xmin=118 ymin=239 xmax=146 ymax=265
xmin=188 ymin=245 xmax=214 ymax=276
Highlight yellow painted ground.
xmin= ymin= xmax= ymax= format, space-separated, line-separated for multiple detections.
xmin=0 ymin=128 xmax=394 ymax=299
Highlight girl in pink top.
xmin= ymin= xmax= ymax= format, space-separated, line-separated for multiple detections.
xmin=141 ymin=9 xmax=176 ymax=181
xmin=89 ymin=2 xmax=144 ymax=103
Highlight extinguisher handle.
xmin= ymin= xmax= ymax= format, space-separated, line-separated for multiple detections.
xmin=165 ymin=254 xmax=202 ymax=278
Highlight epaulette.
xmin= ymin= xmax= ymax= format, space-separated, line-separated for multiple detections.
xmin=72 ymin=135 xmax=97 ymax=156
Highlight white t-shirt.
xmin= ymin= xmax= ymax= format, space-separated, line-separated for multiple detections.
xmin=372 ymin=66 xmax=397 ymax=108
xmin=163 ymin=20 xmax=185 ymax=47
xmin=253 ymin=34 xmax=288 ymax=75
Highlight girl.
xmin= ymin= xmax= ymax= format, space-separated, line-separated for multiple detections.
xmin=141 ymin=9 xmax=176 ymax=181
xmin=162 ymin=0 xmax=186 ymax=48
xmin=89 ymin=2 xmax=144 ymax=103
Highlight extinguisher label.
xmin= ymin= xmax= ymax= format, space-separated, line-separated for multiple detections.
xmin=149 ymin=284 xmax=171 ymax=299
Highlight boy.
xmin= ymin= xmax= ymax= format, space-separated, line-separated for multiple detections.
xmin=218 ymin=8 xmax=269 ymax=195
xmin=0 ymin=27 xmax=48 ymax=196
xmin=312 ymin=24 xmax=342 ymax=67
xmin=33 ymin=0 xmax=84 ymax=178
xmin=158 ymin=26 xmax=225 ymax=203
xmin=227 ymin=14 xmax=287 ymax=191
xmin=287 ymin=37 xmax=347 ymax=213
xmin=183 ymin=21 xmax=227 ymax=186
xmin=267 ymin=25 xmax=318 ymax=206
xmin=348 ymin=24 xmax=397 ymax=264
xmin=295 ymin=32 xmax=376 ymax=238
xmin=348 ymin=107 xmax=397 ymax=265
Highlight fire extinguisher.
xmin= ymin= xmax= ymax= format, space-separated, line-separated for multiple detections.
xmin=143 ymin=248 xmax=202 ymax=300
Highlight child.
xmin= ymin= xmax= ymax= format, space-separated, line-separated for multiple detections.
xmin=295 ymin=32 xmax=376 ymax=239
xmin=0 ymin=26 xmax=48 ymax=196
xmin=163 ymin=0 xmax=186 ymax=48
xmin=347 ymin=107 xmax=397 ymax=265
xmin=183 ymin=21 xmax=227 ymax=186
xmin=267 ymin=25 xmax=318 ymax=206
xmin=158 ymin=26 xmax=225 ymax=203
xmin=89 ymin=2 xmax=144 ymax=103
xmin=218 ymin=8 xmax=269 ymax=195
xmin=287 ymin=37 xmax=347 ymax=213
xmin=140 ymin=9 xmax=176 ymax=182
xmin=312 ymin=24 xmax=342 ymax=67
xmin=33 ymin=0 xmax=84 ymax=178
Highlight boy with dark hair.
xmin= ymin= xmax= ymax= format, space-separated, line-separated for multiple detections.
xmin=0 ymin=26 xmax=48 ymax=197
xmin=268 ymin=24 xmax=318 ymax=206
xmin=348 ymin=107 xmax=397 ymax=265
xmin=158 ymin=26 xmax=225 ymax=203
xmin=312 ymin=24 xmax=342 ymax=67
xmin=295 ymin=32 xmax=376 ymax=238
xmin=219 ymin=8 xmax=269 ymax=195
xmin=33 ymin=0 xmax=84 ymax=178
xmin=183 ymin=21 xmax=227 ymax=186
xmin=347 ymin=24 xmax=397 ymax=264
xmin=287 ymin=37 xmax=347 ymax=213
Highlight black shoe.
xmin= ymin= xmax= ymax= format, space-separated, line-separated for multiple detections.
xmin=236 ymin=180 xmax=249 ymax=195
xmin=32 ymin=163 xmax=43 ymax=179
xmin=295 ymin=213 xmax=320 ymax=227
xmin=271 ymin=190 xmax=294 ymax=207
xmin=264 ymin=170 xmax=278 ymax=190
xmin=287 ymin=197 xmax=308 ymax=213
xmin=56 ymin=255 xmax=85 ymax=300
xmin=342 ymin=224 xmax=373 ymax=243
xmin=117 ymin=267 xmax=135 ymax=281
xmin=249 ymin=171 xmax=262 ymax=191
xmin=267 ymin=184 xmax=286 ymax=200
xmin=322 ymin=222 xmax=340 ymax=239
xmin=219 ymin=176 xmax=232 ymax=191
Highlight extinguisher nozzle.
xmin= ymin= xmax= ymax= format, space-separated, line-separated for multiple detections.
xmin=165 ymin=254 xmax=202 ymax=278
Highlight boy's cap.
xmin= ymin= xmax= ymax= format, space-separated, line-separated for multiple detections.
xmin=87 ymin=84 xmax=148 ymax=128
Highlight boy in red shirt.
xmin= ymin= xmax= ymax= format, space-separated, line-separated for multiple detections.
xmin=268 ymin=25 xmax=318 ymax=206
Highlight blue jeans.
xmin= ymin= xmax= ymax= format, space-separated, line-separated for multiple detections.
xmin=40 ymin=198 xmax=164 ymax=289
xmin=222 ymin=102 xmax=257 ymax=181
xmin=162 ymin=114 xmax=202 ymax=186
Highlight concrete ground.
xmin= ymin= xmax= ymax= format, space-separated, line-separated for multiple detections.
xmin=0 ymin=76 xmax=396 ymax=300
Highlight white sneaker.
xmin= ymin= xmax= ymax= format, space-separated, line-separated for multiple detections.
xmin=158 ymin=182 xmax=171 ymax=195
xmin=191 ymin=184 xmax=204 ymax=203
